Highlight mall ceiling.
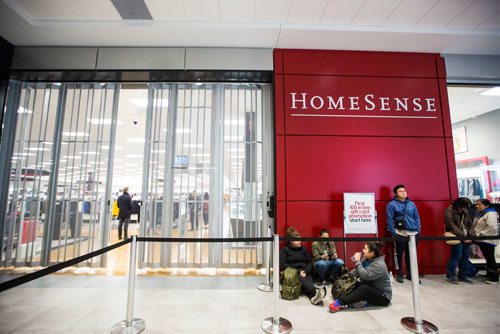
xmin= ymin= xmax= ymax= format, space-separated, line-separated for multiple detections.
xmin=0 ymin=0 xmax=500 ymax=55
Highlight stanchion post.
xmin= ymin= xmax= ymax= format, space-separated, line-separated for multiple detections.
xmin=111 ymin=236 xmax=146 ymax=334
xmin=400 ymin=232 xmax=438 ymax=334
xmin=261 ymin=234 xmax=292 ymax=333
xmin=258 ymin=233 xmax=273 ymax=292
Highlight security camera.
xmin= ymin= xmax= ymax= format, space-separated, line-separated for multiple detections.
xmin=133 ymin=120 xmax=138 ymax=125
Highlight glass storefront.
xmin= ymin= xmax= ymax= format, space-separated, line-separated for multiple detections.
xmin=448 ymin=85 xmax=500 ymax=260
xmin=448 ymin=86 xmax=500 ymax=204
xmin=0 ymin=81 xmax=273 ymax=270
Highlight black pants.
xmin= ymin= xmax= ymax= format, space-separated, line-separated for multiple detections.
xmin=189 ymin=209 xmax=197 ymax=230
xmin=477 ymin=242 xmax=499 ymax=281
xmin=394 ymin=234 xmax=420 ymax=276
xmin=118 ymin=217 xmax=130 ymax=239
xmin=340 ymin=283 xmax=391 ymax=306
xmin=299 ymin=274 xmax=316 ymax=299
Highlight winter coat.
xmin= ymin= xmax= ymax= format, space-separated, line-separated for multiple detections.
xmin=444 ymin=205 xmax=474 ymax=238
xmin=311 ymin=241 xmax=339 ymax=261
xmin=353 ymin=255 xmax=392 ymax=301
xmin=473 ymin=208 xmax=498 ymax=246
xmin=117 ymin=192 xmax=133 ymax=218
xmin=386 ymin=197 xmax=420 ymax=236
xmin=280 ymin=245 xmax=313 ymax=274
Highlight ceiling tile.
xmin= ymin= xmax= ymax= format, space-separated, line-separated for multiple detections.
xmin=0 ymin=1 xmax=53 ymax=44
xmin=254 ymin=0 xmax=291 ymax=22
xmin=15 ymin=0 xmax=54 ymax=20
xmin=320 ymin=0 xmax=364 ymax=25
xmin=352 ymin=0 xmax=401 ymax=26
xmin=384 ymin=0 xmax=438 ymax=27
xmin=415 ymin=0 xmax=473 ymax=28
xmin=73 ymin=0 xmax=121 ymax=21
xmin=42 ymin=0 xmax=87 ymax=20
xmin=145 ymin=0 xmax=187 ymax=21
xmin=287 ymin=0 xmax=328 ymax=24
xmin=447 ymin=1 xmax=500 ymax=29
xmin=477 ymin=11 xmax=500 ymax=30
xmin=184 ymin=0 xmax=220 ymax=22
xmin=220 ymin=0 xmax=254 ymax=22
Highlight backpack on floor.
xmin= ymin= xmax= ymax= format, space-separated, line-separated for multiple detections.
xmin=280 ymin=267 xmax=301 ymax=300
xmin=331 ymin=265 xmax=358 ymax=299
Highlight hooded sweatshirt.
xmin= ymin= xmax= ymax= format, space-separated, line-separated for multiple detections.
xmin=353 ymin=255 xmax=392 ymax=300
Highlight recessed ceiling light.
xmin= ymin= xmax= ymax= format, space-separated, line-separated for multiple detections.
xmin=87 ymin=119 xmax=123 ymax=125
xmin=480 ymin=87 xmax=500 ymax=96
xmin=224 ymin=120 xmax=245 ymax=125
xmin=17 ymin=107 xmax=33 ymax=114
xmin=173 ymin=128 xmax=192 ymax=133
xmin=129 ymin=98 xmax=169 ymax=108
xmin=126 ymin=138 xmax=145 ymax=143
xmin=62 ymin=132 xmax=89 ymax=137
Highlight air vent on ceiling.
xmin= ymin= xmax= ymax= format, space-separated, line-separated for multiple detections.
xmin=111 ymin=0 xmax=152 ymax=20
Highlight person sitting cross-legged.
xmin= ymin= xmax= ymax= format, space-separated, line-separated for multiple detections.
xmin=329 ymin=241 xmax=392 ymax=313
xmin=280 ymin=227 xmax=326 ymax=305
xmin=311 ymin=229 xmax=345 ymax=283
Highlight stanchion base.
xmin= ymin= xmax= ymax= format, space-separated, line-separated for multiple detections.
xmin=401 ymin=317 xmax=439 ymax=333
xmin=258 ymin=283 xmax=273 ymax=292
xmin=261 ymin=317 xmax=292 ymax=333
xmin=111 ymin=318 xmax=146 ymax=334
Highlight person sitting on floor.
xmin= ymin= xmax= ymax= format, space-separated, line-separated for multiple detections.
xmin=280 ymin=227 xmax=326 ymax=305
xmin=311 ymin=229 xmax=345 ymax=283
xmin=329 ymin=241 xmax=392 ymax=312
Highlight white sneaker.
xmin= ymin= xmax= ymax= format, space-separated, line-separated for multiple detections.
xmin=310 ymin=288 xmax=325 ymax=305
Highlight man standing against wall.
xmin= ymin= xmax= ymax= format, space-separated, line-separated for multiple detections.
xmin=386 ymin=184 xmax=421 ymax=283
xmin=117 ymin=186 xmax=133 ymax=239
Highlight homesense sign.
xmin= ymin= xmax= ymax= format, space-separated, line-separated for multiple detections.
xmin=290 ymin=92 xmax=436 ymax=113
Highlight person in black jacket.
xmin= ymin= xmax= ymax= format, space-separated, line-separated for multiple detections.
xmin=117 ymin=187 xmax=133 ymax=239
xmin=444 ymin=197 xmax=474 ymax=284
xmin=280 ymin=227 xmax=326 ymax=305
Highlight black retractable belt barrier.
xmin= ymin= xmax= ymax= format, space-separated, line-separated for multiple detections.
xmin=0 ymin=238 xmax=130 ymax=293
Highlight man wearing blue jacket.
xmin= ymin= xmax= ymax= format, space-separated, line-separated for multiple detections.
xmin=386 ymin=184 xmax=421 ymax=283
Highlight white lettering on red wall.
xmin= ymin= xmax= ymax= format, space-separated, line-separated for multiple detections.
xmin=290 ymin=92 xmax=437 ymax=118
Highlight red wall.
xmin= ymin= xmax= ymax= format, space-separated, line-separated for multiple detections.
xmin=274 ymin=49 xmax=458 ymax=274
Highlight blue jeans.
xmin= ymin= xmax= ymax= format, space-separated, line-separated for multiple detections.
xmin=446 ymin=242 xmax=471 ymax=279
xmin=315 ymin=258 xmax=345 ymax=280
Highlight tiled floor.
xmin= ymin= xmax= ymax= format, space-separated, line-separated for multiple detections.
xmin=0 ymin=274 xmax=499 ymax=333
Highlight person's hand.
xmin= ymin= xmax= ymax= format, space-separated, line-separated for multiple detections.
xmin=353 ymin=252 xmax=362 ymax=261
xmin=322 ymin=254 xmax=328 ymax=260
xmin=300 ymin=270 xmax=306 ymax=277
xmin=465 ymin=240 xmax=472 ymax=243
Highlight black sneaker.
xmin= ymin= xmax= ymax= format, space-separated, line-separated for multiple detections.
xmin=406 ymin=275 xmax=422 ymax=284
xmin=458 ymin=277 xmax=473 ymax=284
xmin=445 ymin=276 xmax=458 ymax=284
xmin=396 ymin=275 xmax=404 ymax=283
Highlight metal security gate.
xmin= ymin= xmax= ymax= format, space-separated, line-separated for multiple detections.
xmin=1 ymin=80 xmax=272 ymax=271
xmin=139 ymin=83 xmax=273 ymax=269
xmin=0 ymin=82 xmax=117 ymax=266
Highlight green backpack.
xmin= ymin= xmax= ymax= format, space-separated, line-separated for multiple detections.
xmin=331 ymin=265 xmax=358 ymax=299
xmin=280 ymin=267 xmax=301 ymax=300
